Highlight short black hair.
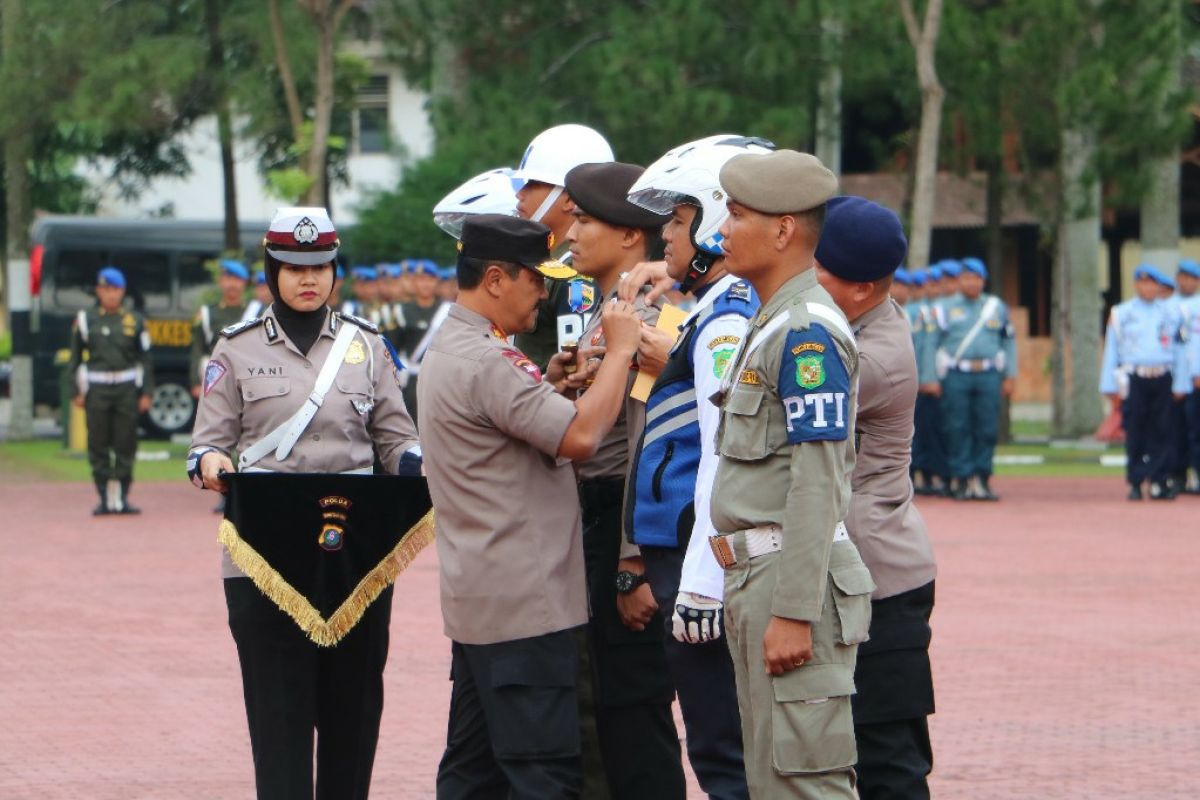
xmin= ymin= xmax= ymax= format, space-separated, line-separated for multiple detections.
xmin=797 ymin=205 xmax=827 ymax=239
xmin=456 ymin=255 xmax=523 ymax=290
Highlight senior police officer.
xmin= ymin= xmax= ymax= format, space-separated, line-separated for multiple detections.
xmin=68 ymin=266 xmax=154 ymax=515
xmin=922 ymin=257 xmax=1017 ymax=500
xmin=563 ymin=161 xmax=687 ymax=799
xmin=814 ymin=197 xmax=938 ymax=799
xmin=190 ymin=259 xmax=250 ymax=399
xmin=419 ymin=214 xmax=645 ymax=799
xmin=1100 ymin=264 xmax=1190 ymax=500
xmin=708 ymin=150 xmax=874 ymax=799
xmin=188 ymin=207 xmax=423 ymax=800
xmin=622 ymin=135 xmax=776 ymax=800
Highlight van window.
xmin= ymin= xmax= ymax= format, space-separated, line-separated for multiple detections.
xmin=111 ymin=251 xmax=171 ymax=313
xmin=178 ymin=254 xmax=220 ymax=313
xmin=52 ymin=249 xmax=109 ymax=309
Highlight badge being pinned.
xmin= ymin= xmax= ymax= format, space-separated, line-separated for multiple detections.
xmin=568 ymin=279 xmax=596 ymax=313
xmin=203 ymin=361 xmax=227 ymax=395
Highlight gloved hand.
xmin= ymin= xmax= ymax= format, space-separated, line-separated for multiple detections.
xmin=672 ymin=592 xmax=723 ymax=644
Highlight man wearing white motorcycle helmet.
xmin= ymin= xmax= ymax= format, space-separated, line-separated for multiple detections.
xmin=433 ymin=167 xmax=522 ymax=238
xmin=623 ymin=134 xmax=774 ymax=800
xmin=512 ymin=124 xmax=616 ymax=371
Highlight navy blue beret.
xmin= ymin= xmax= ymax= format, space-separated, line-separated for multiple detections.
xmin=814 ymin=196 xmax=908 ymax=282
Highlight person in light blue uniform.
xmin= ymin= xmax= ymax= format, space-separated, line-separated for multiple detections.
xmin=1177 ymin=259 xmax=1200 ymax=493
xmin=1100 ymin=264 xmax=1191 ymax=500
xmin=913 ymin=266 xmax=951 ymax=496
xmin=923 ymin=257 xmax=1016 ymax=500
xmin=1151 ymin=266 xmax=1194 ymax=493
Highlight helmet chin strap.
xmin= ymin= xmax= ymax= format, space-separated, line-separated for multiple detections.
xmin=679 ymin=251 xmax=716 ymax=294
xmin=530 ymin=185 xmax=564 ymax=223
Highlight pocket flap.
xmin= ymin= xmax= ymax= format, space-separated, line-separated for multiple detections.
xmin=725 ymin=386 xmax=764 ymax=416
xmin=771 ymin=663 xmax=856 ymax=702
xmin=830 ymin=564 xmax=876 ymax=597
xmin=491 ymin=652 xmax=575 ymax=689
xmin=240 ymin=378 xmax=290 ymax=402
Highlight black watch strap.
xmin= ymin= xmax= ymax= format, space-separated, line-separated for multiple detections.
xmin=615 ymin=570 xmax=648 ymax=594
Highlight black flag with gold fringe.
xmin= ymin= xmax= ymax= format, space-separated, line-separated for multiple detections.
xmin=219 ymin=473 xmax=434 ymax=647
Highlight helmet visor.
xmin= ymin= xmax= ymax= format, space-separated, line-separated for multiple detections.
xmin=434 ymin=212 xmax=469 ymax=240
xmin=627 ymin=187 xmax=696 ymax=216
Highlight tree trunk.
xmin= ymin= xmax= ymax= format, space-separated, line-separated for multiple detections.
xmin=267 ymin=0 xmax=304 ymax=141
xmin=1054 ymin=126 xmax=1104 ymax=437
xmin=813 ymin=2 xmax=842 ymax=175
xmin=899 ymin=0 xmax=944 ymax=269
xmin=1139 ymin=152 xmax=1180 ymax=273
xmin=3 ymin=0 xmax=34 ymax=439
xmin=205 ymin=0 xmax=239 ymax=251
xmin=304 ymin=14 xmax=335 ymax=205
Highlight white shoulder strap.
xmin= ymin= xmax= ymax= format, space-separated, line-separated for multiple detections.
xmin=952 ymin=296 xmax=1000 ymax=361
xmin=77 ymin=310 xmax=89 ymax=344
xmin=201 ymin=305 xmax=213 ymax=348
xmin=238 ymin=321 xmax=361 ymax=469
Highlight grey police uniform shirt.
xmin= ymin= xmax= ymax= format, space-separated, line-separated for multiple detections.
xmin=712 ymin=270 xmax=860 ymax=622
xmin=418 ymin=304 xmax=588 ymax=646
xmin=190 ymin=308 xmax=420 ymax=578
xmin=845 ymin=298 xmax=936 ymax=600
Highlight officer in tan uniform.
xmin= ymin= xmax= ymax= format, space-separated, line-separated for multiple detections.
xmin=708 ymin=151 xmax=875 ymax=799
xmin=562 ymin=162 xmax=686 ymax=799
xmin=187 ymin=207 xmax=422 ymax=800
xmin=814 ymin=197 xmax=937 ymax=799
xmin=419 ymin=213 xmax=645 ymax=799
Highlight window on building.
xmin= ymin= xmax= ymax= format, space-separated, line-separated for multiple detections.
xmin=355 ymin=74 xmax=390 ymax=154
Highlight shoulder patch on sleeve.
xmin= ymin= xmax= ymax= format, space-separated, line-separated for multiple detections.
xmin=727 ymin=281 xmax=752 ymax=302
xmin=219 ymin=317 xmax=265 ymax=339
xmin=339 ymin=312 xmax=380 ymax=335
xmin=778 ymin=324 xmax=851 ymax=443
xmin=203 ymin=360 xmax=227 ymax=395
xmin=499 ymin=348 xmax=542 ymax=382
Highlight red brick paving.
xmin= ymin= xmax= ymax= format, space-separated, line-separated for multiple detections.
xmin=1 ymin=476 xmax=1197 ymax=798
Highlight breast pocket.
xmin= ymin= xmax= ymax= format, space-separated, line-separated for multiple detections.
xmin=336 ymin=372 xmax=374 ymax=417
xmin=240 ymin=377 xmax=290 ymax=404
xmin=719 ymin=387 xmax=772 ymax=461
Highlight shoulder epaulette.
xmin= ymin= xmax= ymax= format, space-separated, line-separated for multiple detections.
xmin=338 ymin=312 xmax=379 ymax=335
xmin=726 ymin=281 xmax=752 ymax=303
xmin=220 ymin=317 xmax=265 ymax=339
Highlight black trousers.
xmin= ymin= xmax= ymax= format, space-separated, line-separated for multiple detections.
xmin=1124 ymin=374 xmax=1175 ymax=486
xmin=224 ymin=578 xmax=392 ymax=800
xmin=1187 ymin=391 xmax=1200 ymax=477
xmin=437 ymin=629 xmax=583 ymax=800
xmin=852 ymin=582 xmax=936 ymax=800
xmin=1170 ymin=391 xmax=1190 ymax=480
xmin=579 ymin=478 xmax=687 ymax=800
xmin=642 ymin=544 xmax=749 ymax=800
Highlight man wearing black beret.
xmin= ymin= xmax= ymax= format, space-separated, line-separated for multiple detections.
xmin=563 ymin=161 xmax=688 ymax=799
xmin=815 ymin=196 xmax=937 ymax=800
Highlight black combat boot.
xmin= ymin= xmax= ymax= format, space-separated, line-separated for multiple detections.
xmin=118 ymin=481 xmax=141 ymax=514
xmin=976 ymin=474 xmax=999 ymax=501
xmin=951 ymin=477 xmax=969 ymax=501
xmin=93 ymin=482 xmax=112 ymax=516
xmin=1127 ymin=483 xmax=1143 ymax=501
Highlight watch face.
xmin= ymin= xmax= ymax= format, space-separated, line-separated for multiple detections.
xmin=616 ymin=571 xmax=634 ymax=593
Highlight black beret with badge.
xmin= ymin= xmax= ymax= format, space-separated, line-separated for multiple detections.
xmin=564 ymin=162 xmax=672 ymax=229
xmin=458 ymin=213 xmax=576 ymax=279
xmin=719 ymin=149 xmax=838 ymax=215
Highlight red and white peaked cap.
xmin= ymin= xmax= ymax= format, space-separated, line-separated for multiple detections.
xmin=263 ymin=206 xmax=340 ymax=266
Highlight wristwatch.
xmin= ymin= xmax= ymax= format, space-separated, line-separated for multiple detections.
xmin=615 ymin=570 xmax=648 ymax=595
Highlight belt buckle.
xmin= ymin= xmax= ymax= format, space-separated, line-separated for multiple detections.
xmin=708 ymin=535 xmax=737 ymax=570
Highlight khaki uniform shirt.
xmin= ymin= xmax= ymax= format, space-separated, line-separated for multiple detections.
xmin=190 ymin=308 xmax=419 ymax=578
xmin=575 ymin=286 xmax=662 ymax=481
xmin=712 ymin=270 xmax=859 ymax=622
xmin=418 ymin=304 xmax=586 ymax=645
xmin=846 ymin=299 xmax=937 ymax=600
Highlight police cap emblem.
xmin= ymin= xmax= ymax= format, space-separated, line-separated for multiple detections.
xmin=293 ymin=217 xmax=320 ymax=244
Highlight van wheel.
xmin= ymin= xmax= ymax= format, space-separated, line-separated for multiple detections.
xmin=145 ymin=380 xmax=195 ymax=438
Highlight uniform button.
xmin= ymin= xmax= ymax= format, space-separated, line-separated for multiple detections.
xmin=312 ymin=434 xmax=321 ymax=441
xmin=305 ymin=361 xmax=313 ymax=369
xmin=247 ymin=391 xmax=255 ymax=398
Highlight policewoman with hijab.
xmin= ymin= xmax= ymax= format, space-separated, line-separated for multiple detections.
xmin=187 ymin=207 xmax=422 ymax=800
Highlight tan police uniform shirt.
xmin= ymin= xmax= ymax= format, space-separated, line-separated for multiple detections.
xmin=575 ymin=285 xmax=662 ymax=481
xmin=846 ymin=298 xmax=936 ymax=600
xmin=711 ymin=269 xmax=860 ymax=622
xmin=418 ymin=304 xmax=588 ymax=646
xmin=190 ymin=308 xmax=420 ymax=578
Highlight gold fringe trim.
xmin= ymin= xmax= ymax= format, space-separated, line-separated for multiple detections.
xmin=218 ymin=509 xmax=436 ymax=647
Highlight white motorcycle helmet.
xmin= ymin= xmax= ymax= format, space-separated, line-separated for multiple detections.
xmin=512 ymin=124 xmax=615 ymax=223
xmin=628 ymin=134 xmax=775 ymax=290
xmin=432 ymin=167 xmax=522 ymax=239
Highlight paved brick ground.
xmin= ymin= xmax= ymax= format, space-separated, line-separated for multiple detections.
xmin=1 ymin=476 xmax=1197 ymax=798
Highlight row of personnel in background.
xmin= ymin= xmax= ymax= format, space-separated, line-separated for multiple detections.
xmin=886 ymin=259 xmax=1017 ymax=502
xmin=179 ymin=127 xmax=938 ymax=800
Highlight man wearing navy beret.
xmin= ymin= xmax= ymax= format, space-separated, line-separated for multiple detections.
xmin=815 ymin=196 xmax=937 ymax=800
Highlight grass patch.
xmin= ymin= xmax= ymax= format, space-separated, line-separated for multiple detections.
xmin=0 ymin=439 xmax=188 ymax=482
xmin=993 ymin=440 xmax=1122 ymax=478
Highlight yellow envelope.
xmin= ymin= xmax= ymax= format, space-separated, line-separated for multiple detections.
xmin=630 ymin=303 xmax=689 ymax=402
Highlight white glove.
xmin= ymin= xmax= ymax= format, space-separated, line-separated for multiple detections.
xmin=672 ymin=592 xmax=723 ymax=644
